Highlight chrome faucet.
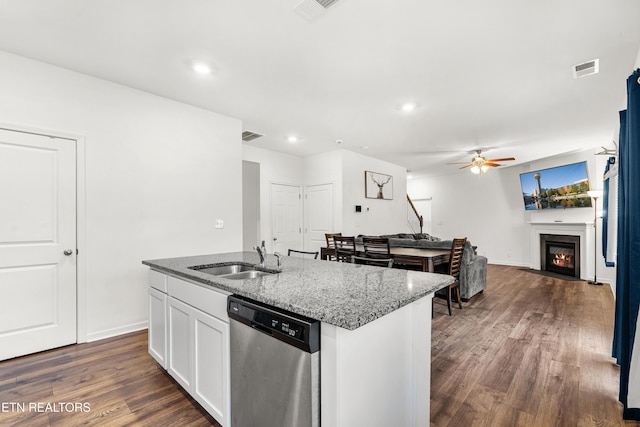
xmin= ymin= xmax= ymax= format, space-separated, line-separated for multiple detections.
xmin=274 ymin=251 xmax=283 ymax=267
xmin=255 ymin=240 xmax=267 ymax=267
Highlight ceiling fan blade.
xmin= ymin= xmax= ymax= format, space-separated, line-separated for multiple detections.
xmin=486 ymin=157 xmax=515 ymax=162
xmin=484 ymin=162 xmax=502 ymax=167
xmin=447 ymin=161 xmax=472 ymax=165
xmin=459 ymin=164 xmax=472 ymax=169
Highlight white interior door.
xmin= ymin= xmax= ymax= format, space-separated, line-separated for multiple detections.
xmin=0 ymin=128 xmax=77 ymax=361
xmin=270 ymin=183 xmax=302 ymax=254
xmin=305 ymin=183 xmax=334 ymax=253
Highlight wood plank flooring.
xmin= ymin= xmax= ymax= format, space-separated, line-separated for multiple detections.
xmin=0 ymin=264 xmax=637 ymax=426
xmin=431 ymin=264 xmax=639 ymax=427
xmin=0 ymin=330 xmax=219 ymax=426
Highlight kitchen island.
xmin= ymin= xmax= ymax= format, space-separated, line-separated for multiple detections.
xmin=143 ymin=251 xmax=453 ymax=427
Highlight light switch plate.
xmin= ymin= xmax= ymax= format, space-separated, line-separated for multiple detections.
xmin=215 ymin=219 xmax=224 ymax=229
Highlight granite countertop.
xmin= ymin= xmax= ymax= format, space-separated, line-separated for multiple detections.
xmin=142 ymin=251 xmax=454 ymax=330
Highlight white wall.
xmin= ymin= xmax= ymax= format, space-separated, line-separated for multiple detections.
xmin=242 ymin=145 xmax=304 ymax=252
xmin=246 ymin=148 xmax=409 ymax=249
xmin=341 ymin=150 xmax=408 ymax=236
xmin=0 ymin=51 xmax=243 ymax=341
xmin=408 ymin=150 xmax=615 ymax=284
xmin=408 ymin=164 xmax=529 ymax=263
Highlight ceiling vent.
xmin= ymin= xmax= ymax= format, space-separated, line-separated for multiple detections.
xmin=242 ymin=131 xmax=264 ymax=142
xmin=293 ymin=0 xmax=341 ymax=22
xmin=572 ymin=59 xmax=599 ymax=79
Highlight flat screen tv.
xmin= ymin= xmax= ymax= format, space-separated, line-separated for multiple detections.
xmin=520 ymin=161 xmax=592 ymax=210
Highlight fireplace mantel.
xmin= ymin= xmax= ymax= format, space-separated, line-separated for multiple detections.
xmin=528 ymin=221 xmax=594 ymax=280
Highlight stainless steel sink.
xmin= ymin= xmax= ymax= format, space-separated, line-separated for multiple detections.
xmin=193 ymin=264 xmax=256 ymax=276
xmin=188 ymin=262 xmax=278 ymax=280
xmin=222 ymin=270 xmax=272 ymax=280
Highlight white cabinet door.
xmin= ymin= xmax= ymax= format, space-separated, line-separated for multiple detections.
xmin=148 ymin=287 xmax=167 ymax=368
xmin=193 ymin=308 xmax=230 ymax=426
xmin=168 ymin=297 xmax=192 ymax=391
xmin=166 ymin=293 xmax=230 ymax=427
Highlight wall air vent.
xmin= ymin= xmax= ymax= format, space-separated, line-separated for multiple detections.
xmin=316 ymin=0 xmax=341 ymax=7
xmin=293 ymin=0 xmax=342 ymax=22
xmin=572 ymin=59 xmax=599 ymax=79
xmin=242 ymin=131 xmax=264 ymax=142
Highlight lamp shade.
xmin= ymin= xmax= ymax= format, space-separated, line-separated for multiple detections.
xmin=587 ymin=190 xmax=603 ymax=199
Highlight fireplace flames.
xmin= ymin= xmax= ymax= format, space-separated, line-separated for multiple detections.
xmin=552 ymin=253 xmax=574 ymax=268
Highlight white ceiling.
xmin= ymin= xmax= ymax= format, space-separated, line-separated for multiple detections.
xmin=1 ymin=0 xmax=639 ymax=176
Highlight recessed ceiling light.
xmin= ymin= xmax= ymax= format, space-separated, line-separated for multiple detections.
xmin=288 ymin=136 xmax=299 ymax=143
xmin=400 ymin=102 xmax=417 ymax=113
xmin=192 ymin=62 xmax=213 ymax=75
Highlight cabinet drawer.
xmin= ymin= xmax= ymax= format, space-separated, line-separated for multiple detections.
xmin=149 ymin=269 xmax=168 ymax=292
xmin=168 ymin=275 xmax=230 ymax=322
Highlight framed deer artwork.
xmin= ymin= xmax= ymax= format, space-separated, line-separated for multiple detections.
xmin=365 ymin=171 xmax=393 ymax=200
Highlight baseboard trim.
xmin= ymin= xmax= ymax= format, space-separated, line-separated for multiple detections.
xmin=488 ymin=260 xmax=530 ymax=267
xmin=85 ymin=321 xmax=148 ymax=343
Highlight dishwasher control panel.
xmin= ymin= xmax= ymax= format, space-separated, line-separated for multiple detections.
xmin=228 ymin=295 xmax=320 ymax=353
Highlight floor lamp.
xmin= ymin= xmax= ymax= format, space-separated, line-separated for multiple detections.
xmin=587 ymin=190 xmax=603 ymax=285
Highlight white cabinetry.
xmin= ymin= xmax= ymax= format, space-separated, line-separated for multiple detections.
xmin=148 ymin=272 xmax=231 ymax=427
xmin=148 ymin=270 xmax=168 ymax=368
xmin=192 ymin=305 xmax=229 ymax=422
xmin=167 ymin=296 xmax=192 ymax=389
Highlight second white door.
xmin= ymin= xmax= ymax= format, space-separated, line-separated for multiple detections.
xmin=305 ymin=183 xmax=335 ymax=254
xmin=270 ymin=183 xmax=302 ymax=254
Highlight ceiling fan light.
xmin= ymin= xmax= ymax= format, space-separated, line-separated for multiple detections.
xmin=470 ymin=165 xmax=481 ymax=174
xmin=481 ymin=164 xmax=490 ymax=173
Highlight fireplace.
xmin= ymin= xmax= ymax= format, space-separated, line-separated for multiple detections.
xmin=540 ymin=234 xmax=581 ymax=278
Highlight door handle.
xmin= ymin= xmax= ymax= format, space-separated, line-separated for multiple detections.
xmin=64 ymin=249 xmax=74 ymax=256
xmin=273 ymin=237 xmax=277 ymax=241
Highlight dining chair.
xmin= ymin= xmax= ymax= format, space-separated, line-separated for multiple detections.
xmin=362 ymin=236 xmax=391 ymax=259
xmin=287 ymin=249 xmax=319 ymax=259
xmin=324 ymin=233 xmax=342 ymax=260
xmin=445 ymin=237 xmax=467 ymax=315
xmin=351 ymin=255 xmax=394 ymax=268
xmin=333 ymin=236 xmax=356 ymax=262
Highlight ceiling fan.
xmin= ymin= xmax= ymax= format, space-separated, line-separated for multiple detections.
xmin=448 ymin=149 xmax=515 ymax=174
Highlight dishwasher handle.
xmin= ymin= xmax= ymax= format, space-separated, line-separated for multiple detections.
xmin=251 ymin=322 xmax=273 ymax=336
xmin=228 ymin=295 xmax=320 ymax=354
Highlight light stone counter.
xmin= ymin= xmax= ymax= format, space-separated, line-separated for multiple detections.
xmin=143 ymin=251 xmax=453 ymax=330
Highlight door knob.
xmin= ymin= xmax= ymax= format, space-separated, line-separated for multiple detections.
xmin=273 ymin=237 xmax=278 ymax=241
xmin=64 ymin=249 xmax=74 ymax=256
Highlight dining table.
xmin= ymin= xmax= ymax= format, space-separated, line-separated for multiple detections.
xmin=320 ymin=245 xmax=450 ymax=273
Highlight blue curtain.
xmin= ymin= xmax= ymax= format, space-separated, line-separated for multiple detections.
xmin=613 ymin=69 xmax=640 ymax=420
xmin=602 ymin=156 xmax=616 ymax=267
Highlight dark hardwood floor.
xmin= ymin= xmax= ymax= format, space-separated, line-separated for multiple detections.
xmin=0 ymin=330 xmax=219 ymax=426
xmin=0 ymin=264 xmax=637 ymax=426
xmin=432 ymin=264 xmax=639 ymax=427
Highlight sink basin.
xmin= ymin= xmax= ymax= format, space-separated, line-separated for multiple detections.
xmin=221 ymin=270 xmax=272 ymax=280
xmin=192 ymin=264 xmax=256 ymax=276
xmin=188 ymin=262 xmax=278 ymax=280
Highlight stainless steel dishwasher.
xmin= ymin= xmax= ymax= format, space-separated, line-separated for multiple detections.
xmin=227 ymin=295 xmax=320 ymax=427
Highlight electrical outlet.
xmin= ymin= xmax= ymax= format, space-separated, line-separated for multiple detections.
xmin=215 ymin=219 xmax=224 ymax=229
